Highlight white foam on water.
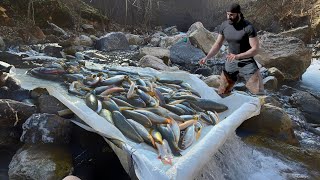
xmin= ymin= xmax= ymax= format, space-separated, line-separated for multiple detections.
xmin=301 ymin=59 xmax=320 ymax=92
xmin=195 ymin=134 xmax=308 ymax=180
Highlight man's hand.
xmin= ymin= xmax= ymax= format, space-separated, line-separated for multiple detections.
xmin=199 ymin=57 xmax=207 ymax=65
xmin=226 ymin=53 xmax=238 ymax=62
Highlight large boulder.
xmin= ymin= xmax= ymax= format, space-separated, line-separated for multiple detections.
xmin=95 ymin=32 xmax=129 ymax=51
xmin=170 ymin=39 xmax=205 ymax=66
xmin=289 ymin=91 xmax=320 ymax=124
xmin=9 ymin=144 xmax=72 ymax=180
xmin=203 ymin=75 xmax=220 ymax=88
xmin=255 ymin=32 xmax=312 ymax=81
xmin=187 ymin=21 xmax=206 ymax=35
xmin=239 ymin=103 xmax=298 ymax=145
xmin=279 ymin=25 xmax=312 ymax=44
xmin=189 ymin=27 xmax=217 ymax=54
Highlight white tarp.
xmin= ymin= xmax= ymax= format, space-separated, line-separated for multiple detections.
xmin=15 ymin=67 xmax=261 ymax=180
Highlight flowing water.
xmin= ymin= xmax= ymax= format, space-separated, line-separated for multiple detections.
xmin=195 ymin=59 xmax=320 ymax=180
xmin=195 ymin=134 xmax=311 ymax=180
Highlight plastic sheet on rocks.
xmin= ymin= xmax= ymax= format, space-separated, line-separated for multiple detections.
xmin=15 ymin=67 xmax=261 ymax=180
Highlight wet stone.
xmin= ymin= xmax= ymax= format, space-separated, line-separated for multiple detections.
xmin=38 ymin=94 xmax=68 ymax=114
xmin=21 ymin=113 xmax=71 ymax=144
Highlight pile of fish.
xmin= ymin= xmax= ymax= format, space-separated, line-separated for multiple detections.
xmin=29 ymin=63 xmax=229 ymax=164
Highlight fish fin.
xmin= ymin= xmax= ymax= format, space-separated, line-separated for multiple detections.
xmin=214 ymin=111 xmax=221 ymax=123
xmin=196 ymin=129 xmax=202 ymax=140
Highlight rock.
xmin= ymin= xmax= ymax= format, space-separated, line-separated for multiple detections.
xmin=0 ymin=52 xmax=27 ymax=68
xmin=150 ymin=37 xmax=161 ymax=47
xmin=163 ymin=26 xmax=178 ymax=36
xmin=0 ymin=36 xmax=5 ymax=51
xmin=9 ymin=144 xmax=72 ymax=180
xmin=0 ymin=6 xmax=14 ymax=26
xmin=233 ymin=82 xmax=247 ymax=91
xmin=260 ymin=95 xmax=282 ymax=107
xmin=239 ymin=104 xmax=298 ymax=145
xmin=189 ymin=26 xmax=216 ymax=54
xmin=193 ymin=67 xmax=212 ymax=76
xmin=0 ymin=99 xmax=37 ymax=128
xmin=138 ymin=55 xmax=170 ymax=70
xmin=267 ymin=67 xmax=285 ymax=84
xmin=43 ymin=45 xmax=64 ymax=58
xmin=0 ymin=127 xmax=23 ymax=147
xmin=95 ymin=32 xmax=129 ymax=51
xmin=203 ymin=75 xmax=220 ymax=88
xmin=170 ymin=39 xmax=205 ymax=66
xmin=263 ymin=76 xmax=278 ymax=91
xmin=38 ymin=95 xmax=68 ymax=115
xmin=187 ymin=22 xmax=205 ymax=35
xmin=63 ymin=45 xmax=84 ymax=55
xmin=59 ymin=36 xmax=81 ymax=48
xmin=289 ymin=91 xmax=320 ymax=124
xmin=3 ymin=75 xmax=22 ymax=91
xmin=125 ymin=34 xmax=144 ymax=45
xmin=279 ymin=25 xmax=312 ymax=44
xmin=138 ymin=47 xmax=170 ymax=63
xmin=255 ymin=32 xmax=311 ymax=81
xmin=160 ymin=34 xmax=187 ymax=48
xmin=81 ymin=24 xmax=95 ymax=34
xmin=21 ymin=113 xmax=71 ymax=144
xmin=30 ymin=26 xmax=46 ymax=40
xmin=79 ymin=35 xmax=93 ymax=47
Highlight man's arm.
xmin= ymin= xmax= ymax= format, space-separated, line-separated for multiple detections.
xmin=199 ymin=34 xmax=224 ymax=64
xmin=227 ymin=36 xmax=259 ymax=61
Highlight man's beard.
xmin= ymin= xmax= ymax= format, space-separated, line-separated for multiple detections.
xmin=228 ymin=15 xmax=240 ymax=25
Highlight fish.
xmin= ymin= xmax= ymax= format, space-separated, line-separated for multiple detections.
xmin=178 ymin=124 xmax=195 ymax=150
xmin=127 ymin=119 xmax=155 ymax=147
xmin=112 ymin=111 xmax=143 ymax=143
xmin=134 ymin=110 xmax=171 ymax=124
xmin=179 ymin=120 xmax=197 ymax=130
xmin=122 ymin=110 xmax=153 ymax=128
xmin=207 ymin=111 xmax=221 ymax=124
xmin=100 ymin=75 xmax=128 ymax=86
xmin=101 ymin=98 xmax=120 ymax=112
xmin=99 ymin=109 xmax=114 ymax=125
xmin=189 ymin=99 xmax=228 ymax=113
xmin=157 ymin=124 xmax=181 ymax=157
xmin=127 ymin=80 xmax=136 ymax=99
xmin=150 ymin=129 xmax=163 ymax=144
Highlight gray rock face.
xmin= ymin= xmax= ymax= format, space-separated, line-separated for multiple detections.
xmin=21 ymin=113 xmax=71 ymax=144
xmin=189 ymin=27 xmax=216 ymax=54
xmin=289 ymin=91 xmax=320 ymax=124
xmin=9 ymin=145 xmax=72 ymax=180
xmin=255 ymin=32 xmax=312 ymax=81
xmin=95 ymin=32 xmax=129 ymax=51
xmin=170 ymin=39 xmax=205 ymax=66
